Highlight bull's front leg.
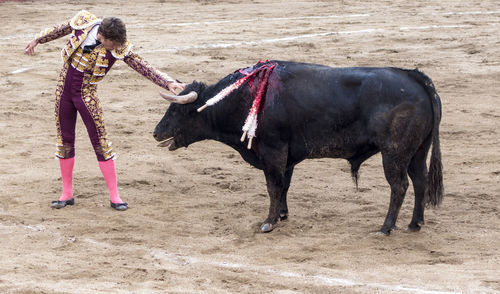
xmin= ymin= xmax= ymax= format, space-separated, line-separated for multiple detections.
xmin=259 ymin=144 xmax=289 ymax=233
xmin=278 ymin=166 xmax=295 ymax=221
xmin=261 ymin=168 xmax=287 ymax=233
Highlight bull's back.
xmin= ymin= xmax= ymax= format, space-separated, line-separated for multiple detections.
xmin=261 ymin=62 xmax=433 ymax=159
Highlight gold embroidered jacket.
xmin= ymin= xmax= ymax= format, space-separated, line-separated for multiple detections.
xmin=35 ymin=10 xmax=175 ymax=86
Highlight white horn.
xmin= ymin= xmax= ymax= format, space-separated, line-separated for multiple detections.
xmin=159 ymin=91 xmax=198 ymax=104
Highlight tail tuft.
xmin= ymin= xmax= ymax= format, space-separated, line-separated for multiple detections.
xmin=426 ymin=133 xmax=444 ymax=207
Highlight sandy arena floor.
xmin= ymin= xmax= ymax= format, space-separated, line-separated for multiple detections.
xmin=0 ymin=0 xmax=499 ymax=293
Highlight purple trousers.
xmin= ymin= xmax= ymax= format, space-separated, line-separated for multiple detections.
xmin=56 ymin=64 xmax=114 ymax=161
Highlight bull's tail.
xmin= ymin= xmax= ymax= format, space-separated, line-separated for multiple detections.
xmin=406 ymin=69 xmax=444 ymax=207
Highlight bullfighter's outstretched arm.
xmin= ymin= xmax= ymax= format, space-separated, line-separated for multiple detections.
xmin=25 ymin=22 xmax=72 ymax=55
xmin=25 ymin=10 xmax=99 ymax=55
xmin=123 ymin=51 xmax=185 ymax=93
xmin=34 ymin=22 xmax=73 ymax=44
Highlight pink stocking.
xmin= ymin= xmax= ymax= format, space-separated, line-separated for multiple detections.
xmin=59 ymin=157 xmax=75 ymax=201
xmin=98 ymin=159 xmax=124 ymax=204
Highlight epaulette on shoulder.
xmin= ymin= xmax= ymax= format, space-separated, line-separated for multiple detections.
xmin=69 ymin=10 xmax=101 ymax=30
xmin=111 ymin=40 xmax=133 ymax=60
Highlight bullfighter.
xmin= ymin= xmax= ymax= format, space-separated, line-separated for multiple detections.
xmin=25 ymin=10 xmax=185 ymax=211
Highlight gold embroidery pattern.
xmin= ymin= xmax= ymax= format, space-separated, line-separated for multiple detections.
xmin=124 ymin=51 xmax=175 ymax=89
xmin=68 ymin=46 xmax=111 ymax=84
xmin=54 ymin=55 xmax=115 ymax=160
xmin=110 ymin=40 xmax=133 ymax=60
xmin=69 ymin=10 xmax=101 ymax=30
xmin=54 ymin=62 xmax=70 ymax=158
xmin=62 ymin=29 xmax=92 ymax=63
xmin=69 ymin=47 xmax=90 ymax=72
xmin=48 ymin=11 xmax=115 ymax=160
xmin=81 ymin=73 xmax=116 ymax=160
xmin=35 ymin=23 xmax=72 ymax=44
xmin=90 ymin=47 xmax=111 ymax=84
xmin=60 ymin=11 xmax=101 ymax=63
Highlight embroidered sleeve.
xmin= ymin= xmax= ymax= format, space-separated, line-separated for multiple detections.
xmin=124 ymin=51 xmax=175 ymax=89
xmin=35 ymin=22 xmax=72 ymax=44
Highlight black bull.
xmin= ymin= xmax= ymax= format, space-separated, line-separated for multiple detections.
xmin=154 ymin=60 xmax=443 ymax=235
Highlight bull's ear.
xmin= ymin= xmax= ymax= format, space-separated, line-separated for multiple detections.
xmin=159 ymin=91 xmax=198 ymax=104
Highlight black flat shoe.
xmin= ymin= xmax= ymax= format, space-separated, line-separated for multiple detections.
xmin=51 ymin=198 xmax=75 ymax=209
xmin=110 ymin=201 xmax=128 ymax=211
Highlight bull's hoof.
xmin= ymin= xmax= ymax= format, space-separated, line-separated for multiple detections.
xmin=279 ymin=213 xmax=288 ymax=221
xmin=377 ymin=224 xmax=398 ymax=235
xmin=406 ymin=223 xmax=421 ymax=232
xmin=376 ymin=228 xmax=391 ymax=236
xmin=260 ymin=223 xmax=275 ymax=233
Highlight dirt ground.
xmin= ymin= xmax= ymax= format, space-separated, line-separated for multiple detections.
xmin=0 ymin=0 xmax=499 ymax=293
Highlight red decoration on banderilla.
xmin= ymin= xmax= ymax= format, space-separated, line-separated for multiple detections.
xmin=197 ymin=61 xmax=277 ymax=149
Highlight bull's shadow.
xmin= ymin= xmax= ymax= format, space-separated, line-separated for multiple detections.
xmin=154 ymin=60 xmax=443 ymax=235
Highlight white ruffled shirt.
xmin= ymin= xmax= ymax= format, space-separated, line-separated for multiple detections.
xmin=82 ymin=24 xmax=99 ymax=48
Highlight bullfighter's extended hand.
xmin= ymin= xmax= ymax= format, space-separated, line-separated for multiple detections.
xmin=167 ymin=81 xmax=186 ymax=95
xmin=24 ymin=40 xmax=38 ymax=55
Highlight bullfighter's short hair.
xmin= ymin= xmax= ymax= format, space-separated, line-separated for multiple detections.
xmin=98 ymin=17 xmax=127 ymax=45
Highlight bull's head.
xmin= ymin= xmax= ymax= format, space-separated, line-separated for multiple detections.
xmin=153 ymin=82 xmax=207 ymax=150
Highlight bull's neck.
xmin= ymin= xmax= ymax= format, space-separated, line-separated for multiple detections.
xmin=199 ymin=104 xmax=261 ymax=168
xmin=200 ymin=96 xmax=250 ymax=146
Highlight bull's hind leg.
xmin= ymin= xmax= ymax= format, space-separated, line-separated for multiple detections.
xmin=379 ymin=153 xmax=410 ymax=235
xmin=407 ymin=136 xmax=432 ymax=232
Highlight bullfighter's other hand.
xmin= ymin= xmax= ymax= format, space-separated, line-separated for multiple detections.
xmin=167 ymin=81 xmax=186 ymax=95
xmin=24 ymin=40 xmax=38 ymax=55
